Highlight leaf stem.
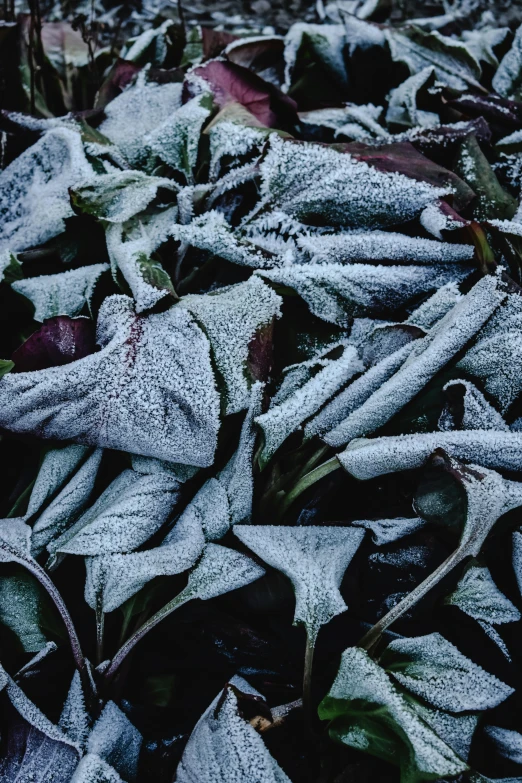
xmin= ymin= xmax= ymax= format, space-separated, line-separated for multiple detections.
xmin=280 ymin=457 xmax=341 ymax=517
xmin=358 ymin=548 xmax=463 ymax=654
xmin=95 ymin=601 xmax=104 ymax=666
xmin=302 ymin=632 xmax=315 ymax=729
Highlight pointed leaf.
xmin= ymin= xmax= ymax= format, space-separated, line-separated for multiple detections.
xmin=352 ymin=517 xmax=425 ymax=546
xmin=439 ymin=380 xmax=509 ymax=432
xmin=493 ymin=24 xmax=522 ymax=100
xmin=445 ymin=562 xmax=520 ymax=624
xmin=12 ymin=265 xmax=109 ymax=323
xmin=147 ymin=93 xmax=213 ymax=178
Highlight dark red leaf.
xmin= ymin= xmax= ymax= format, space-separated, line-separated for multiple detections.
xmin=12 ymin=317 xmax=96 ymax=373
xmin=447 ymin=92 xmax=522 ymax=134
xmin=95 ymin=58 xmax=142 ymax=109
xmin=226 ymin=37 xmax=285 ymax=86
xmin=201 ymin=28 xmax=238 ymax=61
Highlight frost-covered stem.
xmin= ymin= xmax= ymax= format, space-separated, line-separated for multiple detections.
xmin=303 ymin=632 xmax=315 ymax=729
xmin=95 ymin=602 xmax=104 ymax=666
xmin=263 ymin=698 xmax=303 ymax=732
xmin=105 ymin=594 xmax=186 ymax=685
xmin=359 ymin=548 xmax=463 ymax=653
xmin=281 ymin=457 xmax=340 ymax=516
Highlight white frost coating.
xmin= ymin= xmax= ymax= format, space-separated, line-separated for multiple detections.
xmin=256 ymin=345 xmax=362 ymax=462
xmin=0 ymin=295 xmax=221 ymax=465
xmin=484 ymin=726 xmax=522 ymax=765
xmin=259 ymin=263 xmax=468 ymax=326
xmin=105 ymin=222 xmax=175 ymax=313
xmin=297 ymin=231 xmax=474 ymax=266
xmin=171 ymin=211 xmax=277 ymax=268
xmin=339 ymin=430 xmax=522 ymax=480
xmin=386 ymin=633 xmax=514 ymax=712
xmin=176 ymin=677 xmax=291 ymax=783
xmin=493 ymin=24 xmax=522 ymax=99
xmin=146 ymin=93 xmax=212 ymax=177
xmin=419 ymin=200 xmax=464 ymax=239
xmin=234 ymin=525 xmax=364 ymax=644
xmin=71 ymin=754 xmax=123 ymax=783
xmin=179 ymin=276 xmax=281 ymax=414
xmin=259 ymin=135 xmax=451 ymax=229
xmin=59 ymin=671 xmax=90 ymax=750
xmin=31 ymin=448 xmax=103 ymax=556
xmin=284 ymin=23 xmax=347 ymax=89
xmin=512 ymin=529 xmax=522 ymax=600
xmin=322 ymin=647 xmax=467 ymax=779
xmin=27 ymin=444 xmax=90 ymax=519
xmin=87 ymin=701 xmax=142 ymax=782
xmin=52 ymin=468 xmax=179 ymax=556
xmin=352 ymin=516 xmax=425 ymax=545
xmin=71 ymin=170 xmax=177 ymax=223
xmin=458 ymin=291 xmax=522 ymax=413
xmin=307 ymin=341 xmax=416 ymax=443
xmin=405 ymin=283 xmax=462 ymax=331
xmin=445 ymin=563 xmax=520 ymax=624
xmin=13 ymin=265 xmax=109 ymax=322
xmin=409 ymin=701 xmax=478 ymax=762
xmin=0 ymin=518 xmax=32 ymax=562
xmin=325 ymin=275 xmax=506 ymax=443
xmin=207 ymin=119 xmax=269 ymax=181
xmin=178 ymin=543 xmax=266 ymax=604
xmin=386 ymin=67 xmax=439 ymax=128
xmin=84 ymin=501 xmax=205 ymax=612
xmin=131 ymin=455 xmax=199 ymax=483
xmin=462 ymin=27 xmax=510 ymax=69
xmin=0 ymin=128 xmax=93 ymax=253
xmin=99 ymin=78 xmax=183 ymax=166
xmin=334 ymin=103 xmax=389 ymax=142
xmin=188 ymin=478 xmax=230 ymax=541
xmin=438 ymin=380 xmax=509 ymax=432
xmin=121 ymin=19 xmax=174 ymax=64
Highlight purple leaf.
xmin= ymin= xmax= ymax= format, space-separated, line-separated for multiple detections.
xmin=12 ymin=317 xmax=96 ymax=373
xmin=95 ymin=58 xmax=142 ymax=110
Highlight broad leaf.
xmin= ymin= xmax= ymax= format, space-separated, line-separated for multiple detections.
xmin=12 ymin=265 xmax=109 ymax=322
xmin=445 ymin=562 xmax=520 ymax=624
xmin=386 ymin=67 xmax=439 ymax=129
xmin=0 ymin=568 xmax=51 ymax=652
xmin=59 ymin=671 xmax=90 ymax=750
xmin=439 ymin=380 xmax=509 ymax=432
xmin=454 ymin=134 xmax=517 ymax=221
xmin=147 ymin=93 xmax=213 ymax=178
xmin=0 ymin=295 xmax=221 ymax=465
xmin=84 ymin=701 xmax=142 ymax=782
xmin=493 ymin=24 xmax=522 ymax=100
xmin=351 ymin=516 xmax=425 ymax=545
xmin=12 ymin=317 xmax=96 ymax=373
xmin=26 ymin=445 xmax=90 ymax=519
xmin=234 ymin=525 xmax=364 ymax=644
xmin=484 ymin=726 xmax=522 ymax=765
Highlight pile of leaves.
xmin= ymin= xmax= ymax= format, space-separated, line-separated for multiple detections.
xmin=4 ymin=1 xmax=522 ymax=782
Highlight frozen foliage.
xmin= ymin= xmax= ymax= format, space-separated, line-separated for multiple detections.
xmin=352 ymin=517 xmax=426 ymax=546
xmin=59 ymin=671 xmax=90 ymax=750
xmin=176 ymin=543 xmax=266 ymax=604
xmin=0 ymin=517 xmax=32 ymax=563
xmin=297 ymin=230 xmax=474 ymax=266
xmin=12 ymin=265 xmax=109 ymax=323
xmin=0 ymin=570 xmax=48 ymax=652
xmin=385 ymin=633 xmax=513 ymax=711
xmin=147 ymin=93 xmax=212 ymax=178
xmin=0 ymin=295 xmax=221 ymax=465
xmin=438 ymin=380 xmax=509 ymax=432
xmin=26 ymin=444 xmax=91 ymax=519
xmin=319 ymin=647 xmax=468 ymax=781
xmin=207 ymin=111 xmax=269 ymax=181
xmin=322 ymin=274 xmax=505 ymax=444
xmin=31 ymin=448 xmax=103 ymax=556
xmin=234 ymin=525 xmax=364 ymax=644
xmin=98 ymin=77 xmax=183 ymax=166
xmin=255 ymin=345 xmax=362 ymax=462
xmin=386 ymin=68 xmax=439 ymax=129
xmin=259 ymin=262 xmax=468 ymax=326
xmin=259 ymin=135 xmax=451 ymax=229
xmin=0 ymin=128 xmax=93 ymax=253
xmin=405 ymin=283 xmax=463 ymax=330
xmin=492 ymin=25 xmax=522 ymax=100
xmin=445 ymin=563 xmax=521 ymax=624
xmin=86 ymin=701 xmax=142 ymax=781
xmin=176 ymin=676 xmax=291 ymax=783
xmin=50 ymin=468 xmax=179 ymax=556
xmin=179 ymin=276 xmax=281 ymax=414
xmin=284 ymin=23 xmax=348 ymax=89
xmin=484 ymin=726 xmax=522 ymax=765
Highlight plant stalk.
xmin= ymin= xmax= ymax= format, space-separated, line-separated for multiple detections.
xmin=302 ymin=632 xmax=315 ymax=729
xmin=280 ymin=456 xmax=341 ymax=517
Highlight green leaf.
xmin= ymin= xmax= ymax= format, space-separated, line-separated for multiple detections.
xmin=0 ymin=359 xmax=14 ymax=379
xmin=0 ymin=566 xmax=50 ymax=652
xmin=454 ymin=135 xmax=517 ymax=221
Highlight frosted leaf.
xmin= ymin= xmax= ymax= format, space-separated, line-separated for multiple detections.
xmin=206 ymin=105 xmax=272 ymax=181
xmin=218 ymin=382 xmax=263 ymax=525
xmin=318 ymin=647 xmax=468 ymax=781
xmin=307 ymin=341 xmax=416 ymax=444
xmin=105 ymin=222 xmax=176 ymax=313
xmin=259 ymin=135 xmax=451 ymax=229
xmin=410 ymin=702 xmax=478 ymax=762
xmin=384 ymin=632 xmax=513 ymax=712
xmin=511 ymin=529 xmax=522 ymax=600
xmin=99 ymin=78 xmax=183 ymax=167
xmin=284 ymin=23 xmax=348 ymax=89
xmin=297 ymin=231 xmax=474 ymax=266
xmin=0 ymin=569 xmax=49 ymax=652
xmin=70 ymin=170 xmax=177 ymax=223
xmin=146 ymin=93 xmax=212 ymax=178
xmin=420 ymin=199 xmax=466 ymax=239
xmin=0 ymin=248 xmax=23 ymax=283
xmin=339 ymin=432 xmax=522 ymax=494
xmin=325 ymin=274 xmax=506 ymax=444
xmin=255 ymin=345 xmax=362 ymax=463
xmin=0 ymin=295 xmax=221 ymax=465
xmin=171 ymin=210 xmax=278 ymax=268
xmin=188 ymin=478 xmax=230 ymax=541
xmin=87 ymin=701 xmax=142 ymax=781
xmin=15 ymin=641 xmax=58 ymax=679
xmin=179 ymin=276 xmax=281 ymax=414
xmin=12 ymin=265 xmax=109 ymax=323
xmin=27 ymin=444 xmax=90 ymax=519
xmin=386 ymin=67 xmax=440 ymax=129
xmin=84 ymin=499 xmax=204 ymax=612
xmin=176 ymin=677 xmax=291 ymax=783
xmin=352 ymin=516 xmax=425 ymax=546
xmin=0 ymin=128 xmax=93 ymax=253
xmin=121 ymin=19 xmax=175 ymax=66
xmin=71 ymin=754 xmax=123 ymax=783
xmin=461 ymin=28 xmax=510 ymax=69
xmin=438 ymin=380 xmax=509 ymax=433
xmin=405 ymin=283 xmax=462 ymax=331
xmin=51 ymin=468 xmax=179 ymax=557
xmin=484 ymin=726 xmax=522 ymax=765
xmin=59 ymin=671 xmax=90 ymax=750
xmin=493 ymin=24 xmax=522 ymax=100
xmin=131 ymin=455 xmax=199 ymax=483
xmin=458 ymin=290 xmax=522 ymax=413
xmin=0 ymin=518 xmax=32 ymax=563
xmin=177 ymin=543 xmax=266 ymax=605
xmin=234 ymin=525 xmax=364 ymax=644
xmin=259 ymin=263 xmax=468 ymax=327
xmin=445 ymin=562 xmax=520 ymax=624
xmin=334 ymin=103 xmax=389 ymax=142
xmin=385 ymin=27 xmax=483 ymax=92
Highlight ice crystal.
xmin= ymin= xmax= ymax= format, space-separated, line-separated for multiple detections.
xmin=59 ymin=671 xmax=90 ymax=750
xmin=26 ymin=444 xmax=91 ymax=519
xmin=13 ymin=265 xmax=109 ymax=322
xmin=492 ymin=24 xmax=522 ymax=100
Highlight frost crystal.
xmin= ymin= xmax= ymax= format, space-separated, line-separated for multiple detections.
xmin=386 ymin=67 xmax=440 ymax=129
xmin=147 ymin=93 xmax=212 ymax=178
xmin=26 ymin=444 xmax=91 ymax=519
xmin=0 ymin=128 xmax=93 ymax=253
xmin=0 ymin=295 xmax=221 ymax=465
xmin=234 ymin=525 xmax=364 ymax=644
xmin=13 ymin=265 xmax=109 ymax=322
xmin=492 ymin=24 xmax=522 ymax=100
xmin=86 ymin=701 xmax=142 ymax=781
xmin=445 ymin=563 xmax=520 ymax=624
